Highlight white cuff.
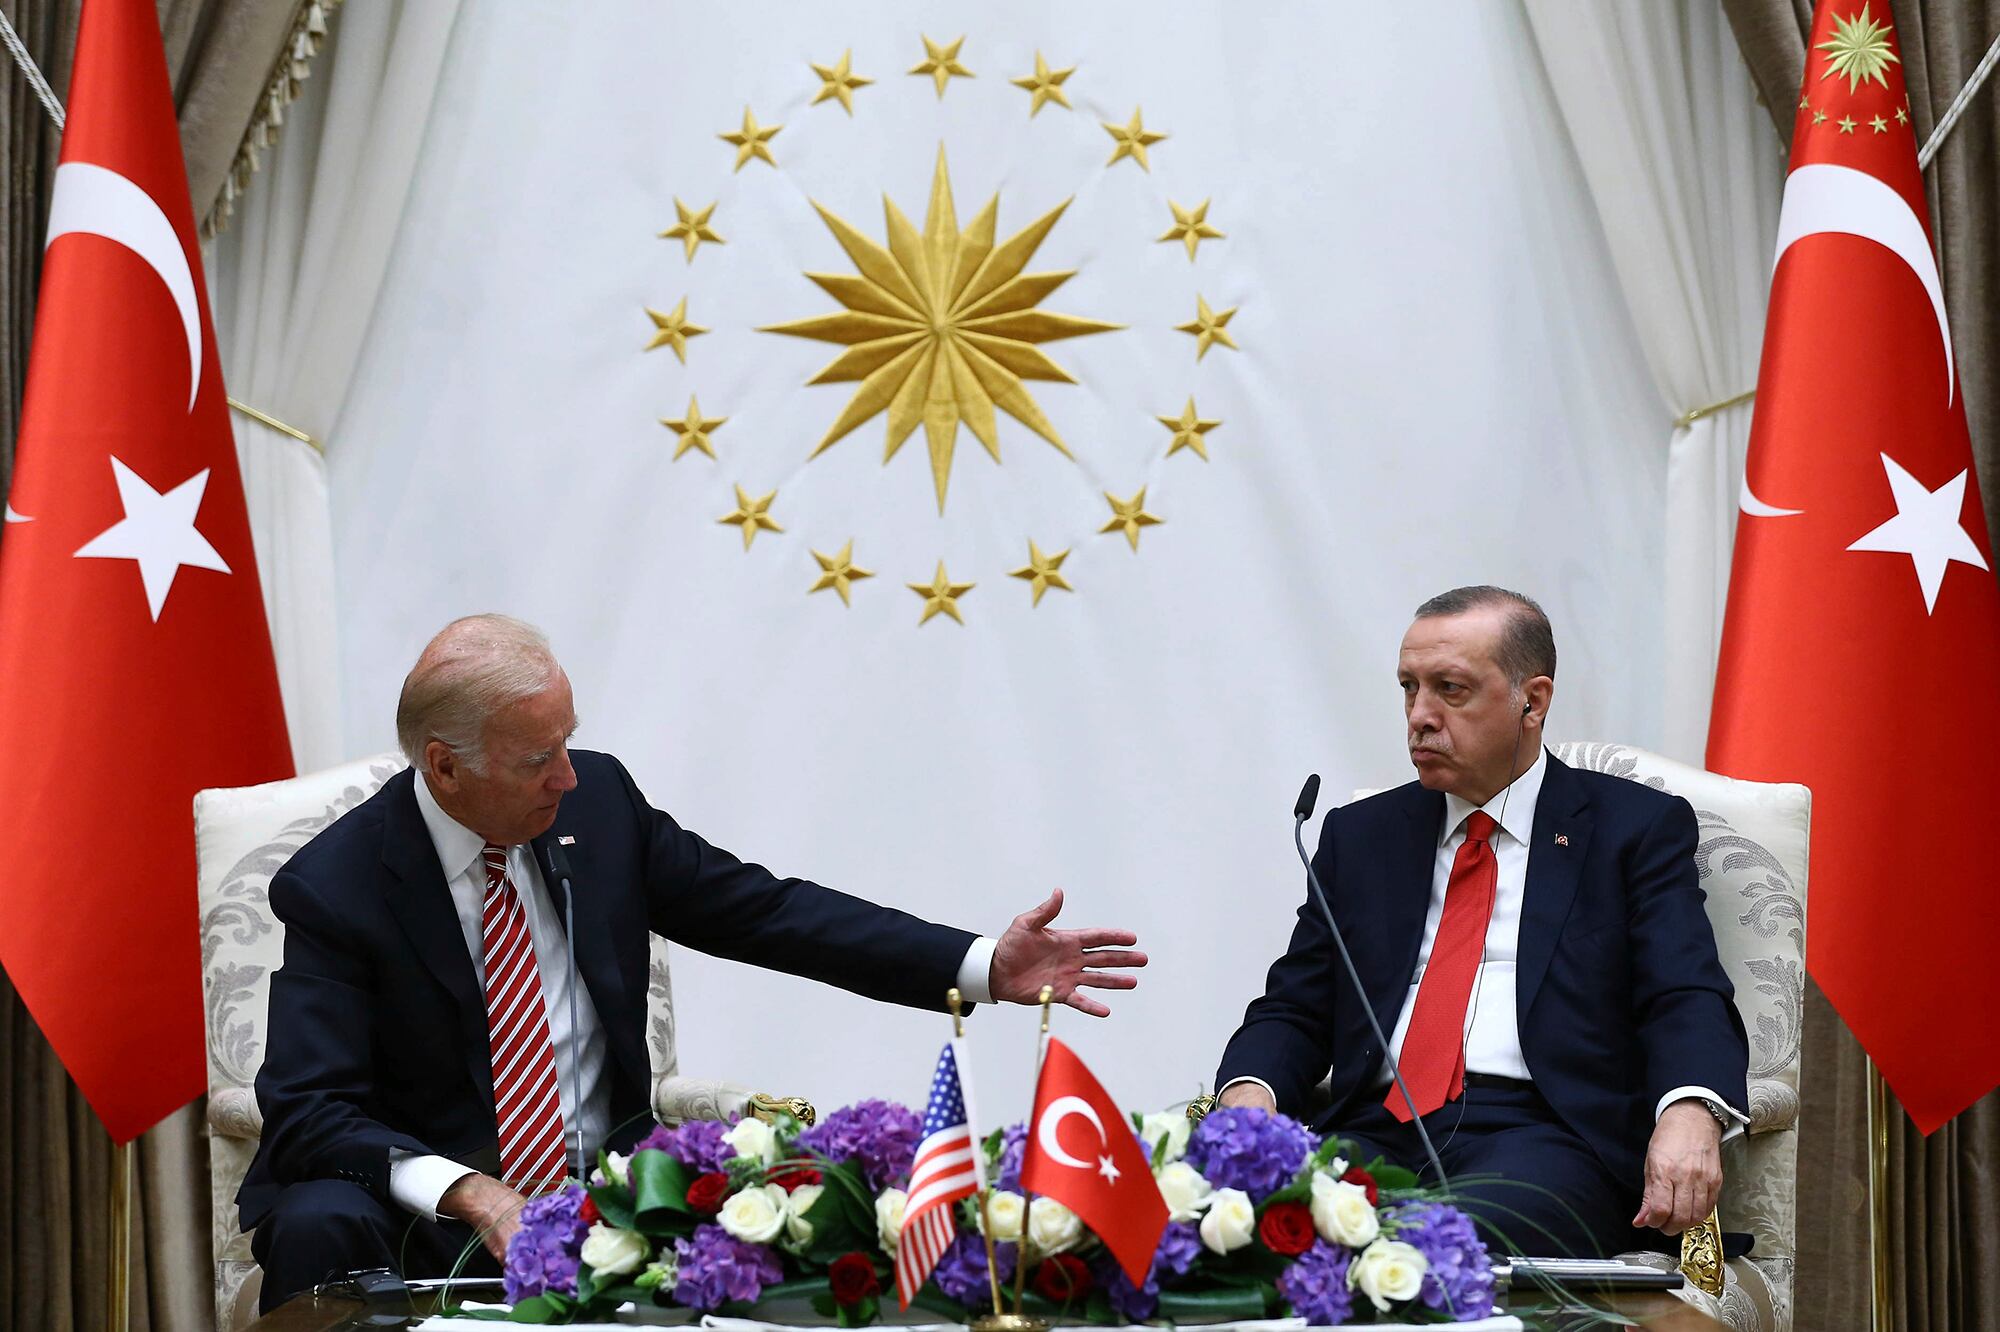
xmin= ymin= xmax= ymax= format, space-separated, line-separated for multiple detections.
xmin=388 ymin=1150 xmax=479 ymax=1220
xmin=1656 ymin=1086 xmax=1749 ymax=1143
xmin=1220 ymin=1076 xmax=1278 ymax=1106
xmin=955 ymin=936 xmax=997 ymax=1005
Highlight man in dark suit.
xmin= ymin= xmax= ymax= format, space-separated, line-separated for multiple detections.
xmin=243 ymin=614 xmax=1147 ymax=1310
xmin=1214 ymin=586 xmax=1747 ymax=1258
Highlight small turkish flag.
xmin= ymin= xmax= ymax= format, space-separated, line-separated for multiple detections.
xmin=0 ymin=0 xmax=291 ymax=1142
xmin=1019 ymin=1037 xmax=1166 ymax=1285
xmin=1708 ymin=1 xmax=2000 ymax=1131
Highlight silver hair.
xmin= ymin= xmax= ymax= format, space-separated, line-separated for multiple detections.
xmin=395 ymin=614 xmax=560 ymax=775
xmin=1413 ymin=585 xmax=1556 ymax=685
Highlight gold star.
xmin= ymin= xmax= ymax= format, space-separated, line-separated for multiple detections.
xmin=907 ymin=560 xmax=974 ymax=625
xmin=1102 ymin=107 xmax=1167 ymax=170
xmin=1838 ymin=115 xmax=1858 ymax=134
xmin=1009 ymin=540 xmax=1073 ymax=605
xmin=659 ymin=199 xmax=723 ymax=262
xmin=1157 ymin=397 xmax=1222 ymax=460
xmin=759 ymin=147 xmax=1122 ymax=513
xmin=1816 ymin=2 xmax=1900 ymax=93
xmin=1159 ymin=199 xmax=1224 ymax=261
xmin=1799 ymin=94 xmax=1812 ymax=110
xmin=910 ymin=35 xmax=973 ymax=99
xmin=1099 ymin=488 xmax=1163 ymax=550
xmin=659 ymin=395 xmax=726 ymax=460
xmin=719 ymin=106 xmax=782 ymax=171
xmin=1010 ymin=51 xmax=1074 ymax=116
xmin=1870 ymin=114 xmax=1890 ymax=133
xmin=810 ymin=50 xmax=873 ymax=115
xmin=643 ymin=297 xmax=708 ymax=362
xmin=1175 ymin=295 xmax=1238 ymax=359
xmin=1895 ymin=105 xmax=1909 ymax=124
xmin=1813 ymin=109 xmax=1829 ymax=124
xmin=717 ymin=485 xmax=782 ymax=549
xmin=809 ymin=540 xmax=873 ymax=605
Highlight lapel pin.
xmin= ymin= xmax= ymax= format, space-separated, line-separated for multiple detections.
xmin=1553 ymin=834 xmax=1569 ymax=847
xmin=558 ymin=835 xmax=577 ymax=846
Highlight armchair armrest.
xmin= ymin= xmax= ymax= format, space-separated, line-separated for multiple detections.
xmin=208 ymin=1088 xmax=264 ymax=1140
xmin=653 ymin=1075 xmax=757 ymax=1125
xmin=1747 ymin=1077 xmax=1798 ymax=1133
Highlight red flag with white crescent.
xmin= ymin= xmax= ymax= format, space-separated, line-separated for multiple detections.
xmin=1020 ymin=1037 xmax=1166 ymax=1285
xmin=1707 ymin=1 xmax=2000 ymax=1132
xmin=0 ymin=0 xmax=292 ymax=1141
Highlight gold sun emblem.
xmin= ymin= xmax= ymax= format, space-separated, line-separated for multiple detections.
xmin=759 ymin=146 xmax=1122 ymax=512
xmin=1817 ymin=4 xmax=1900 ymax=93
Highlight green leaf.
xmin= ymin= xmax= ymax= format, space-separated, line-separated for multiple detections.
xmin=810 ymin=1293 xmax=837 ymax=1318
xmin=1156 ymin=1287 xmax=1272 ymax=1320
xmin=585 ymin=1182 xmax=635 ymax=1231
xmin=590 ymin=1282 xmax=649 ymax=1307
xmin=631 ymin=1151 xmax=694 ymax=1226
xmin=501 ymin=1293 xmax=568 ymax=1324
xmin=1370 ymin=1163 xmax=1420 ymax=1192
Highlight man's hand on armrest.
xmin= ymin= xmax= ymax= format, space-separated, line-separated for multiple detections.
xmin=1217 ymin=1078 xmax=1277 ymax=1114
xmin=1632 ymin=1099 xmax=1723 ymax=1236
xmin=438 ymin=1174 xmax=531 ymax=1262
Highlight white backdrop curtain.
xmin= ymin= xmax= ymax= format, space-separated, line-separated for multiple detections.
xmin=1523 ymin=0 xmax=1783 ymax=764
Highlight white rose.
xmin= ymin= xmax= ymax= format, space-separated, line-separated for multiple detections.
xmin=1139 ymin=1111 xmax=1192 ymax=1163
xmin=875 ymin=1188 xmax=908 ymax=1254
xmin=1309 ymin=1173 xmax=1380 ymax=1247
xmin=725 ymin=1116 xmax=781 ymax=1166
xmin=1026 ymin=1197 xmax=1084 ymax=1256
xmin=784 ymin=1182 xmax=824 ymax=1245
xmin=578 ymin=1223 xmax=650 ymax=1278
xmin=1198 ymin=1188 xmax=1256 ymax=1254
xmin=1326 ymin=1156 xmax=1349 ymax=1178
xmin=1154 ymin=1161 xmax=1215 ymax=1223
xmin=716 ymin=1182 xmax=787 ymax=1244
xmin=1348 ymin=1239 xmax=1429 ymax=1312
xmin=603 ymin=1151 xmax=630 ymax=1187
xmin=979 ymin=1190 xmax=1026 ymax=1242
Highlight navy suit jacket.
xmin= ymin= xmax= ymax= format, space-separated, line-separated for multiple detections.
xmin=238 ymin=749 xmax=976 ymax=1229
xmin=1216 ymin=754 xmax=1748 ymax=1191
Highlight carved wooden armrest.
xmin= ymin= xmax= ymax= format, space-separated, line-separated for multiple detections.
xmin=208 ymin=1088 xmax=264 ymax=1140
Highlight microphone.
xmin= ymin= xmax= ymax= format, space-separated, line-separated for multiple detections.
xmin=545 ymin=840 xmax=585 ymax=1180
xmin=1290 ymin=775 xmax=1451 ymax=1191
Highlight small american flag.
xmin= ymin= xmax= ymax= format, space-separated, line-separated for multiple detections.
xmin=895 ymin=1040 xmax=985 ymax=1309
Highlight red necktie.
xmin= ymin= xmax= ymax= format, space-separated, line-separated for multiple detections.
xmin=1387 ymin=810 xmax=1498 ymax=1122
xmin=480 ymin=843 xmax=569 ymax=1189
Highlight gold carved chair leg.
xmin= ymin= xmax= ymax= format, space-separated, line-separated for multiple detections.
xmin=1679 ymin=1207 xmax=1725 ymax=1296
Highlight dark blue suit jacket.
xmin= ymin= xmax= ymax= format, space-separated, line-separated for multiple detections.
xmin=238 ymin=749 xmax=976 ymax=1229
xmin=1216 ymin=754 xmax=1748 ymax=1190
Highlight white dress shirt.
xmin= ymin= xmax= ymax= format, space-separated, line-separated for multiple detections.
xmin=1228 ymin=749 xmax=1743 ymax=1138
xmin=389 ymin=776 xmax=999 ymax=1219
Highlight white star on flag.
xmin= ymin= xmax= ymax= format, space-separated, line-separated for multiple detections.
xmin=73 ymin=456 xmax=231 ymax=621
xmin=1097 ymin=1154 xmax=1120 ymax=1183
xmin=1845 ymin=453 xmax=1989 ymax=614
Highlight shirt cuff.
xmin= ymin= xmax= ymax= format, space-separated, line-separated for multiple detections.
xmin=955 ymin=936 xmax=997 ymax=1005
xmin=388 ymin=1150 xmax=478 ymax=1220
xmin=1656 ymin=1086 xmax=1749 ymax=1143
xmin=1220 ymin=1076 xmax=1278 ymax=1106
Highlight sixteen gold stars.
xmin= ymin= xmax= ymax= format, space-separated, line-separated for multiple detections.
xmin=1100 ymin=488 xmax=1163 ymax=550
xmin=910 ymin=35 xmax=974 ymax=98
xmin=908 ymin=560 xmax=975 ymax=624
xmin=1158 ymin=397 xmax=1222 ymax=460
xmin=644 ymin=297 xmax=708 ymax=361
xmin=1176 ymin=295 xmax=1239 ymax=359
xmin=809 ymin=541 xmax=874 ymax=604
xmin=659 ymin=199 xmax=723 ymax=262
xmin=1011 ymin=51 xmax=1075 ymax=116
xmin=660 ymin=395 xmax=727 ymax=460
xmin=1159 ymin=199 xmax=1223 ymax=261
xmin=810 ymin=50 xmax=873 ymax=114
xmin=719 ymin=107 xmax=782 ymax=171
xmin=1009 ymin=540 xmax=1074 ymax=604
xmin=718 ymin=485 xmax=783 ymax=549
xmin=1102 ymin=107 xmax=1167 ymax=170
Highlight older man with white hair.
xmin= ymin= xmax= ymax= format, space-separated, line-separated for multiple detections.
xmin=240 ymin=614 xmax=1146 ymax=1309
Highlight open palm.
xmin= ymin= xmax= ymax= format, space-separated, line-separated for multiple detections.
xmin=989 ymin=887 xmax=1147 ymax=1017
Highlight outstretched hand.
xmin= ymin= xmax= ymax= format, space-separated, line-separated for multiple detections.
xmin=989 ymin=887 xmax=1147 ymax=1018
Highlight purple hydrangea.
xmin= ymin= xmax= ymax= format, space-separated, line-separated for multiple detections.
xmin=672 ymin=1223 xmax=785 ymax=1311
xmin=993 ymin=1122 xmax=1027 ymax=1193
xmin=931 ymin=1232 xmax=1017 ymax=1309
xmin=635 ymin=1118 xmax=737 ymax=1173
xmin=1095 ymin=1221 xmax=1202 ymax=1321
xmin=501 ymin=1184 xmax=588 ymax=1304
xmin=1184 ymin=1106 xmax=1318 ymax=1200
xmin=795 ymin=1099 xmax=922 ymax=1190
xmin=1390 ymin=1202 xmax=1496 ymax=1318
xmin=1276 ymin=1240 xmax=1354 ymax=1326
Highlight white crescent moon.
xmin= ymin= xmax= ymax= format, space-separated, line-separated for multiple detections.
xmin=1035 ymin=1095 xmax=1106 ymax=1170
xmin=44 ymin=161 xmax=202 ymax=412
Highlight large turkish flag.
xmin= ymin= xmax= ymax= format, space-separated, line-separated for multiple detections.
xmin=1708 ymin=1 xmax=2000 ymax=1132
xmin=0 ymin=0 xmax=292 ymax=1142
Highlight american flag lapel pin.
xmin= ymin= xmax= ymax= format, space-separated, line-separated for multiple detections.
xmin=1554 ymin=833 xmax=1569 ymax=847
xmin=558 ymin=835 xmax=577 ymax=846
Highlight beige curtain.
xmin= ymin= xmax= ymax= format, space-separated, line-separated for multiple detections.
xmin=1 ymin=3 xmax=322 ymax=1327
xmin=1720 ymin=3 xmax=2000 ymax=1330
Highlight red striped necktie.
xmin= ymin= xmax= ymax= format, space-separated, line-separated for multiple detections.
xmin=1387 ymin=810 xmax=1498 ymax=1122
xmin=480 ymin=843 xmax=569 ymax=1189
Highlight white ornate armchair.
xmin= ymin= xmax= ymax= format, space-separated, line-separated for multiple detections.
xmin=194 ymin=753 xmax=762 ymax=1331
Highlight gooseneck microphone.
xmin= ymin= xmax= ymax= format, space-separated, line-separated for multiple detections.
xmin=545 ymin=840 xmax=585 ymax=1180
xmin=1292 ymin=775 xmax=1452 ymax=1192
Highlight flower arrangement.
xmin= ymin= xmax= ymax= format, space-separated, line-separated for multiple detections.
xmin=478 ymin=1102 xmax=1495 ymax=1326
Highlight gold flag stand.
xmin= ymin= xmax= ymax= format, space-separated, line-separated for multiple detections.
xmin=109 ymin=1135 xmax=132 ymax=1332
xmin=1866 ymin=1058 xmax=1893 ymax=1331
xmin=970 ymin=986 xmax=1053 ymax=1332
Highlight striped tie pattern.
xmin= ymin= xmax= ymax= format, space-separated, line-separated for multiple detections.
xmin=480 ymin=843 xmax=569 ymax=1190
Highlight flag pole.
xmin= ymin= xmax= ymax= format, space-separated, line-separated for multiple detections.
xmin=950 ymin=989 xmax=1006 ymax=1318
xmin=1009 ymin=986 xmax=1054 ymax=1315
xmin=1865 ymin=1058 xmax=1893 ymax=1331
xmin=108 ymin=1134 xmax=132 ymax=1332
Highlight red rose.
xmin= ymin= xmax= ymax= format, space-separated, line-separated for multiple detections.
xmin=686 ymin=1171 xmax=731 ymax=1215
xmin=579 ymin=1195 xmax=602 ymax=1225
xmin=828 ymin=1252 xmax=881 ymax=1307
xmin=1031 ymin=1254 xmax=1093 ymax=1303
xmin=1258 ymin=1202 xmax=1315 ymax=1256
xmin=1340 ymin=1165 xmax=1379 ymax=1206
xmin=770 ymin=1166 xmax=823 ymax=1192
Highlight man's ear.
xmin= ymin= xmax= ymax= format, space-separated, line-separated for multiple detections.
xmin=425 ymin=739 xmax=460 ymax=792
xmin=1522 ymin=676 xmax=1555 ymax=729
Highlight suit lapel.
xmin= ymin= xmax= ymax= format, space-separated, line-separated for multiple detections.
xmin=530 ymin=820 xmax=645 ymax=1093
xmin=1375 ymin=787 xmax=1445 ymax=1040
xmin=1516 ymin=755 xmax=1592 ymax=1022
xmin=379 ymin=771 xmax=492 ymax=1100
